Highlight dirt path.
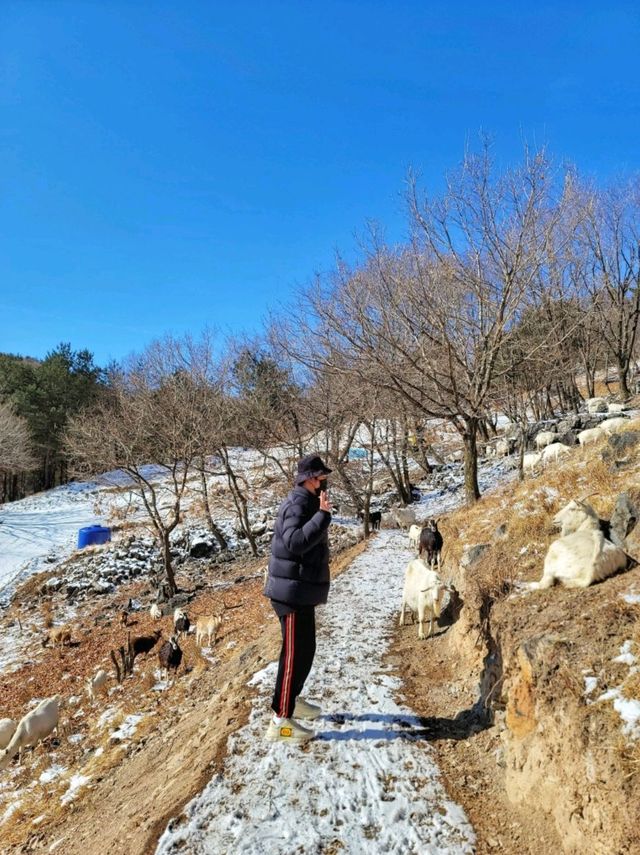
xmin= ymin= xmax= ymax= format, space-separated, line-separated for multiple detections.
xmin=156 ymin=531 xmax=475 ymax=854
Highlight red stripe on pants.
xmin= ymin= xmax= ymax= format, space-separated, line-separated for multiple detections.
xmin=279 ymin=612 xmax=295 ymax=717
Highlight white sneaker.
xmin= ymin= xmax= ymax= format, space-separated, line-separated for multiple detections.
xmin=293 ymin=697 xmax=322 ymax=720
xmin=265 ymin=717 xmax=314 ymax=743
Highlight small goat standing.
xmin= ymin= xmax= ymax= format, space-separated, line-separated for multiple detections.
xmin=419 ymin=520 xmax=443 ymax=570
xmin=399 ymin=558 xmax=446 ymax=640
xmin=158 ymin=635 xmax=183 ymax=681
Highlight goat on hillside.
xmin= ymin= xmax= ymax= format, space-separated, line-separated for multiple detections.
xmin=577 ymin=427 xmax=604 ymax=447
xmin=534 ymin=430 xmax=556 ymax=451
xmin=195 ymin=615 xmax=221 ymax=648
xmin=0 ymin=719 xmax=17 ymax=751
xmin=0 ymin=696 xmax=60 ymax=769
xmin=158 ymin=635 xmax=183 ymax=682
xmin=527 ymin=499 xmax=628 ymax=590
xmin=408 ymin=524 xmax=422 ymax=551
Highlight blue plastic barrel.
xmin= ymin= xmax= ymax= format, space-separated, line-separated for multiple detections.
xmin=77 ymin=525 xmax=112 ymax=549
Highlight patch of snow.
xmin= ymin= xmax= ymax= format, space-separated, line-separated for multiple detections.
xmin=583 ymin=677 xmax=598 ymax=696
xmin=61 ymin=774 xmax=91 ymax=805
xmin=98 ymin=707 xmax=119 ymax=729
xmin=622 ymin=591 xmax=640 ymax=605
xmin=1 ymin=799 xmax=21 ymax=825
xmin=156 ymin=532 xmax=475 ymax=854
xmin=613 ymin=697 xmax=640 ymax=738
xmin=39 ymin=764 xmax=67 ymax=784
xmin=110 ymin=714 xmax=144 ymax=742
xmin=613 ymin=641 xmax=636 ymax=667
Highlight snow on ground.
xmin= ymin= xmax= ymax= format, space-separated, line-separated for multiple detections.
xmin=0 ymin=482 xmax=106 ymax=603
xmin=156 ymin=531 xmax=476 ymax=855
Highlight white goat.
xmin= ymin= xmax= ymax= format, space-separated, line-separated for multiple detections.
xmin=0 ymin=719 xmax=17 ymax=751
xmin=553 ymin=499 xmax=600 ymax=536
xmin=86 ymin=669 xmax=108 ymax=700
xmin=600 ymin=417 xmax=629 ymax=435
xmin=534 ymin=430 xmax=556 ymax=451
xmin=394 ymin=508 xmax=417 ymax=530
xmin=195 ymin=615 xmax=222 ymax=647
xmin=0 ymin=696 xmax=60 ymax=769
xmin=578 ymin=426 xmax=604 ymax=447
xmin=149 ymin=603 xmax=162 ymax=620
xmin=523 ymin=451 xmax=542 ymax=473
xmin=408 ymin=524 xmax=422 ymax=550
xmin=541 ymin=442 xmax=571 ymax=464
xmin=528 ymin=500 xmax=627 ymax=590
xmin=399 ymin=558 xmax=445 ymax=640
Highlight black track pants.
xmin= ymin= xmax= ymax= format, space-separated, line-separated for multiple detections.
xmin=271 ymin=607 xmax=316 ymax=718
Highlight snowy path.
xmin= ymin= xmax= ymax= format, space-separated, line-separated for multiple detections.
xmin=156 ymin=531 xmax=476 ymax=854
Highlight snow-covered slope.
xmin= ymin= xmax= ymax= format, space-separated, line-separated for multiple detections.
xmin=0 ymin=482 xmax=105 ymax=603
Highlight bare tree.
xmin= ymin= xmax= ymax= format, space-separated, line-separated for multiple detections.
xmin=0 ymin=401 xmax=35 ymax=501
xmin=65 ymin=338 xmax=215 ymax=596
xmin=572 ymin=177 xmax=640 ymax=399
xmin=291 ymin=147 xmax=558 ymax=504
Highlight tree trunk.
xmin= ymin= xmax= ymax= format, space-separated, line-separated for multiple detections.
xmin=462 ymin=419 xmax=481 ymax=504
xmin=617 ymin=356 xmax=631 ymax=400
xmin=199 ymin=469 xmax=228 ymax=550
xmin=161 ymin=532 xmax=178 ymax=596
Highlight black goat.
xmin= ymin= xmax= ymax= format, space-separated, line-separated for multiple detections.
xmin=158 ymin=635 xmax=183 ymax=680
xmin=175 ymin=615 xmax=190 ymax=637
xmin=131 ymin=630 xmax=162 ymax=659
xmin=359 ymin=509 xmax=382 ymax=531
xmin=418 ymin=519 xmax=443 ymax=570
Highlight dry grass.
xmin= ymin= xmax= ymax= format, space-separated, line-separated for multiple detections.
xmin=442 ymin=428 xmax=640 ymax=597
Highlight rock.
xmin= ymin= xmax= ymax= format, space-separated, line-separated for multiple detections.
xmin=462 ymin=543 xmax=490 ymax=567
xmin=610 ymin=493 xmax=638 ymax=547
xmin=586 ymin=397 xmax=608 ymax=414
xmin=189 ymin=538 xmax=215 ymax=559
xmin=602 ymin=431 xmax=640 ymax=467
xmin=556 ymin=430 xmax=578 ymax=447
xmin=557 ymin=415 xmax=583 ymax=432
xmin=493 ymin=523 xmax=508 ymax=542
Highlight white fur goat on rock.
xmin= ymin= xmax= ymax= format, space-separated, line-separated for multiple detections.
xmin=527 ymin=500 xmax=628 ymax=590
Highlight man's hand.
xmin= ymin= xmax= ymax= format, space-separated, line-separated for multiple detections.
xmin=319 ymin=490 xmax=332 ymax=513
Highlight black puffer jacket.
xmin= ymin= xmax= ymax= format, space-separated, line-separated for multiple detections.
xmin=264 ymin=486 xmax=331 ymax=607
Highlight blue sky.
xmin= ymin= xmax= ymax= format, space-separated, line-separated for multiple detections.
xmin=2 ymin=1 xmax=639 ymax=365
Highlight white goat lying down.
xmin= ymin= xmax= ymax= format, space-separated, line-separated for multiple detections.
xmin=0 ymin=696 xmax=60 ymax=770
xmin=527 ymin=499 xmax=628 ymax=590
xmin=399 ymin=558 xmax=446 ymax=639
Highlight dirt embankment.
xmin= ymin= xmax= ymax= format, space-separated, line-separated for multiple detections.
xmin=393 ymin=543 xmax=640 ymax=855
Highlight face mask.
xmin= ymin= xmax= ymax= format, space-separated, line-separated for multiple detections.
xmin=315 ymin=480 xmax=327 ymax=496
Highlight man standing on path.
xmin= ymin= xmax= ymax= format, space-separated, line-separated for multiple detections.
xmin=264 ymin=454 xmax=333 ymax=743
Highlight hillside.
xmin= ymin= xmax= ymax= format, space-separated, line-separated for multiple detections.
xmin=0 ymin=418 xmax=639 ymax=854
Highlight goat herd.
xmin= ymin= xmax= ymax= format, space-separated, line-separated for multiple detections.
xmin=0 ymin=606 xmax=223 ymax=774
